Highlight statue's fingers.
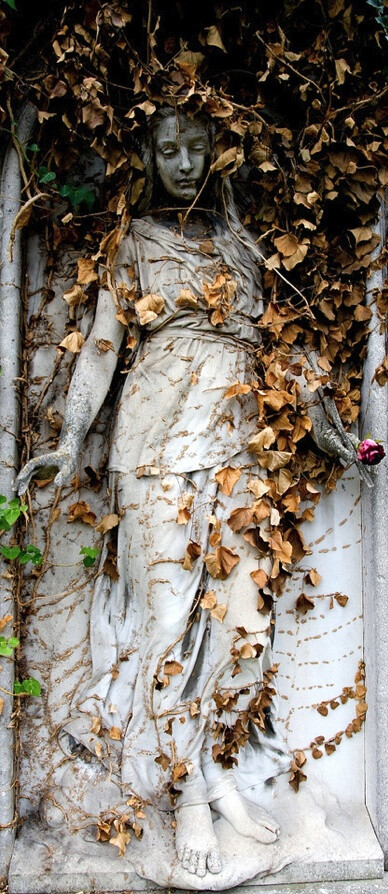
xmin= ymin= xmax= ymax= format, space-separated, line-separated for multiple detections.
xmin=15 ymin=458 xmax=44 ymax=494
xmin=54 ymin=458 xmax=76 ymax=487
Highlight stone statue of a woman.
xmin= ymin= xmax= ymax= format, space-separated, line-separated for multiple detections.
xmin=16 ymin=107 xmax=365 ymax=884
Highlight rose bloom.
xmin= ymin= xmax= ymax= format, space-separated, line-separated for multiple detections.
xmin=356 ymin=438 xmax=386 ymax=465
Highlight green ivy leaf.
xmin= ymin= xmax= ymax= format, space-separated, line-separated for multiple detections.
xmin=0 ymin=497 xmax=27 ymax=531
xmin=80 ymin=546 xmax=99 ymax=567
xmin=38 ymin=166 xmax=57 ymax=184
xmin=14 ymin=677 xmax=41 ymax=697
xmin=7 ymin=636 xmax=19 ymax=648
xmin=18 ymin=544 xmax=43 ymax=566
xmin=0 ymin=545 xmax=21 ymax=560
xmin=59 ymin=183 xmax=96 ymax=212
xmin=2 ymin=0 xmax=17 ymax=9
xmin=0 ymin=641 xmax=13 ymax=657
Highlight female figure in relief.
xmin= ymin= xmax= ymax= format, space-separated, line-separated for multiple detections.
xmin=16 ymin=108 xmax=361 ymax=879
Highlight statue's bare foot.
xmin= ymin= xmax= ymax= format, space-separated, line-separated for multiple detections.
xmin=211 ymin=789 xmax=279 ymax=844
xmin=175 ymin=803 xmax=222 ymax=877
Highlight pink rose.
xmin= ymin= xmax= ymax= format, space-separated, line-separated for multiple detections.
xmin=356 ymin=438 xmax=386 ymax=465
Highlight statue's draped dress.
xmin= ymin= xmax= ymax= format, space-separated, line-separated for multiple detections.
xmin=64 ymin=216 xmax=289 ymax=810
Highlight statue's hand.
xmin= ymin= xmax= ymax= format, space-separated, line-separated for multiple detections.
xmin=15 ymin=448 xmax=77 ymax=496
xmin=309 ymin=398 xmax=375 ymax=487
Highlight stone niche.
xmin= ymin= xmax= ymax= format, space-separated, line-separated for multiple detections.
xmin=0 ymin=108 xmax=387 ymax=894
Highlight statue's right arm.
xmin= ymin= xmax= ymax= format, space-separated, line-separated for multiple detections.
xmin=15 ymin=288 xmax=126 ymax=495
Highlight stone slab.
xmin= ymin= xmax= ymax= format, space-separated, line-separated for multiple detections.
xmin=8 ymin=793 xmax=383 ymax=894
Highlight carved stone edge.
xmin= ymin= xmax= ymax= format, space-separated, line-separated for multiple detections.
xmin=362 ymin=193 xmax=388 ymax=866
xmin=0 ymin=102 xmax=36 ymax=881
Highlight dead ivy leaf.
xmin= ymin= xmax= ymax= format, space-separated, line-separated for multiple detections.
xmin=77 ymin=258 xmax=98 ymax=284
xmin=335 ymin=593 xmax=349 ymax=607
xmin=96 ymin=819 xmax=111 ymax=841
xmin=189 ymin=699 xmax=200 ymax=717
xmin=0 ymin=614 xmax=13 ymax=632
xmin=250 ymin=569 xmax=269 ymax=589
xmin=198 ymin=240 xmax=215 ymax=254
xmin=372 ymin=356 xmax=388 ymax=387
xmin=164 ymin=660 xmax=183 ymax=676
xmin=253 ymin=450 xmax=292 ymax=470
xmin=90 ymin=716 xmax=102 ymax=734
xmin=304 ymin=569 xmax=322 ymax=587
xmin=173 ymin=760 xmax=193 ymax=781
xmin=135 ymin=293 xmax=165 ymax=325
xmin=210 ymin=147 xmax=243 ymax=174
xmin=296 ymin=592 xmax=315 ymax=614
xmin=68 ymin=501 xmax=96 ymax=526
xmin=176 ymin=494 xmax=194 ymax=525
xmin=62 ymin=283 xmax=88 ymax=307
xmin=204 ymin=25 xmax=226 ymax=52
xmin=204 ymin=546 xmax=240 ymax=580
xmin=240 ymin=642 xmax=256 ymax=659
xmin=227 ymin=507 xmax=254 ymax=532
xmin=335 ymin=57 xmax=351 ymax=84
xmin=182 ymin=540 xmax=201 ymax=571
xmin=246 ymin=427 xmax=276 ymax=452
xmin=95 ymin=338 xmax=114 ymax=353
xmin=95 ymin=513 xmax=120 ymax=533
xmin=109 ymin=826 xmax=131 ymax=857
xmin=155 ymin=752 xmax=171 ymax=770
xmin=225 ymin=382 xmax=252 ymax=399
xmin=214 ymin=466 xmax=241 ymax=496
xmin=109 ymin=726 xmax=122 ymax=740
xmin=175 ymin=289 xmax=198 ymax=309
xmin=211 ymin=603 xmax=227 ymax=622
xmin=58 ymin=331 xmax=85 ymax=353
xmin=200 ymin=590 xmax=217 ymax=610
xmin=312 ymin=747 xmax=323 ymax=759
xmin=0 ymin=697 xmax=4 ymax=716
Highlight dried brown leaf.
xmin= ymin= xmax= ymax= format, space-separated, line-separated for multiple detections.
xmin=204 ymin=546 xmax=240 ymax=580
xmin=108 ymin=726 xmax=122 ymax=741
xmin=164 ymin=660 xmax=184 ymax=676
xmin=214 ymin=466 xmax=241 ymax=496
xmin=95 ymin=513 xmax=120 ymax=533
xmin=135 ymin=293 xmax=165 ymax=325
xmin=58 ymin=331 xmax=85 ymax=353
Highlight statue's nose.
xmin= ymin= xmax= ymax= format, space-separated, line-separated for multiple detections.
xmin=179 ymin=147 xmax=193 ymax=173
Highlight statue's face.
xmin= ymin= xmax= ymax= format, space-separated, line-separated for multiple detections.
xmin=153 ymin=115 xmax=210 ymax=202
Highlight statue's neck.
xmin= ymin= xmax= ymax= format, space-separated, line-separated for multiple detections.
xmin=148 ymin=207 xmax=219 ymax=239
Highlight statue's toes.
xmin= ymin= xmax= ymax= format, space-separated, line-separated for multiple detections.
xmin=196 ymin=851 xmax=207 ymax=877
xmin=257 ymin=826 xmax=277 ymax=844
xmin=187 ymin=849 xmax=199 ymax=875
xmin=207 ymin=849 xmax=222 ymax=874
xmin=257 ymin=810 xmax=280 ymax=836
xmin=181 ymin=845 xmax=193 ymax=870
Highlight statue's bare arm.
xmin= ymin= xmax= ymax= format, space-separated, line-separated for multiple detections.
xmin=15 ymin=289 xmax=126 ymax=495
